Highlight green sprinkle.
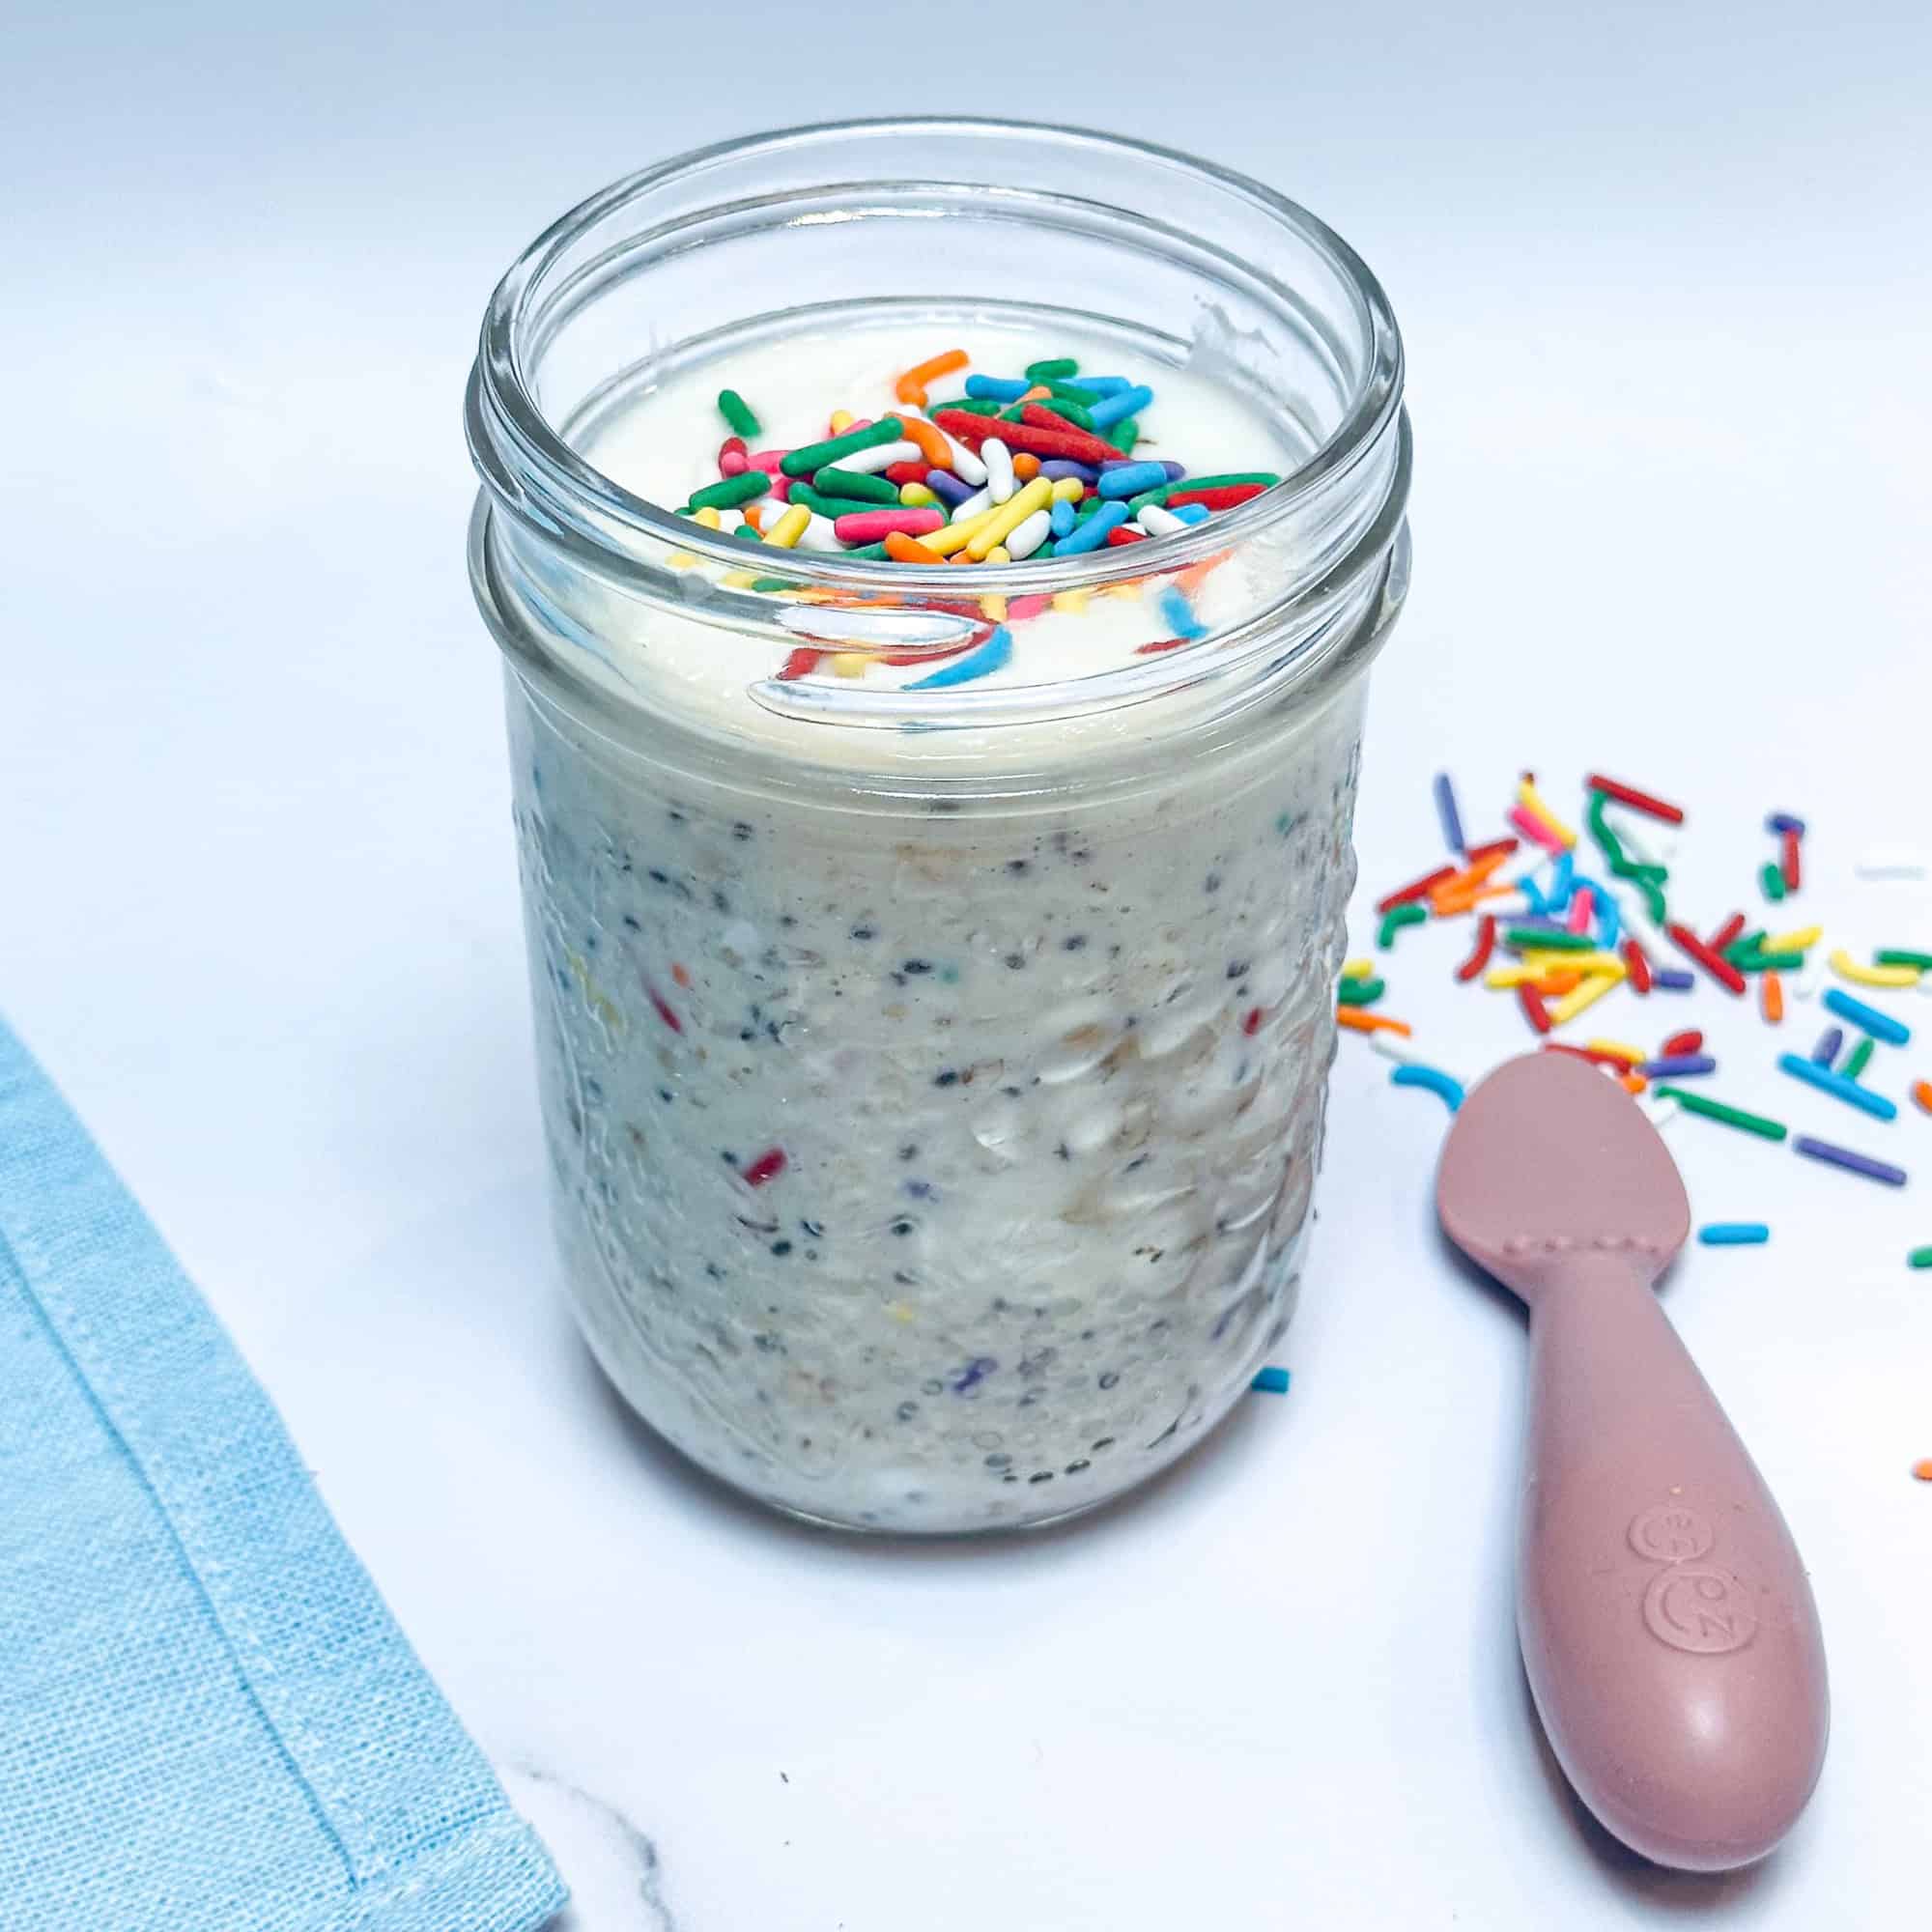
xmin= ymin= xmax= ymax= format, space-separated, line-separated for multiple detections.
xmin=1000 ymin=403 xmax=1028 ymax=421
xmin=1025 ymin=356 xmax=1080 ymax=382
xmin=790 ymin=486 xmax=889 ymax=522
xmin=1048 ymin=381 xmax=1101 ymax=405
xmin=781 ymin=419 xmax=906 ymax=477
xmin=1127 ymin=484 xmax=1174 ymax=515
xmin=1108 ymin=417 xmax=1141 ymax=453
xmin=750 ymin=575 xmax=797 ymax=593
xmin=1587 ymin=791 xmax=1670 ymax=921
xmin=1336 ymin=975 xmax=1386 ymax=1007
xmin=1760 ymin=861 xmax=1787 ymax=902
xmin=1909 ymin=1246 xmax=1932 ymax=1269
xmin=932 ymin=397 xmax=1000 ymax=418
xmin=1723 ymin=929 xmax=1767 ymax=963
xmin=812 ymin=467 xmax=897 ymax=503
xmin=685 ymin=471 xmax=770 ymax=512
xmin=1041 ymin=398 xmax=1096 ymax=431
xmin=1504 ymin=926 xmax=1595 ymax=952
xmin=838 ymin=542 xmax=891 ymax=560
xmin=1653 ymin=1087 xmax=1788 ymax=1141
xmin=1179 ymin=471 xmax=1284 ymax=490
xmin=1731 ymin=949 xmax=1805 ymax=973
xmin=717 ymin=388 xmax=761 ymax=439
xmin=1378 ymin=903 xmax=1429 ymax=948
xmin=1877 ymin=949 xmax=1932 ymax=971
xmin=1843 ymin=1037 xmax=1876 ymax=1080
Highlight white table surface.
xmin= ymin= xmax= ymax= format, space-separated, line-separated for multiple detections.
xmin=8 ymin=6 xmax=1929 ymax=1927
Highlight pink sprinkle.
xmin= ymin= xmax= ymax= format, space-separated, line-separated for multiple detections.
xmin=1506 ymin=803 xmax=1567 ymax=855
xmin=1007 ymin=594 xmax=1052 ymax=622
xmin=719 ymin=436 xmax=749 ymax=476
xmin=748 ymin=449 xmax=792 ymax=473
xmin=767 ymin=474 xmax=792 ymax=501
xmin=1567 ymin=886 xmax=1594 ymax=934
xmin=833 ymin=507 xmax=945 ymax=544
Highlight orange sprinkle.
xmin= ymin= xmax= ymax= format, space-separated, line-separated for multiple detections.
xmin=1621 ymin=1072 xmax=1647 ymax=1094
xmin=1017 ymin=384 xmax=1051 ymax=405
xmin=1011 ymin=451 xmax=1041 ymax=481
xmin=1761 ymin=969 xmax=1784 ymax=1025
xmin=894 ymin=348 xmax=968 ymax=408
xmin=884 ymin=530 xmax=945 ymax=564
xmin=1337 ymin=1008 xmax=1412 ymax=1037
xmin=1535 ymin=970 xmax=1584 ymax=996
xmin=1915 ymin=1460 xmax=1932 ymax=1483
xmin=1176 ymin=550 xmax=1234 ymax=595
xmin=1914 ymin=1079 xmax=1932 ymax=1115
xmin=892 ymin=413 xmax=951 ymax=469
xmin=740 ymin=502 xmax=763 ymax=532
xmin=670 ymin=962 xmax=692 ymax=988
xmin=1431 ymin=887 xmax=1481 ymax=917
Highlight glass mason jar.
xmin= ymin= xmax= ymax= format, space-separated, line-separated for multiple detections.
xmin=466 ymin=118 xmax=1410 ymax=1532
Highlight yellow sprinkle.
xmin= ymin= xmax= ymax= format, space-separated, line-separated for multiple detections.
xmin=886 ymin=1299 xmax=915 ymax=1323
xmin=899 ymin=482 xmax=937 ymax=507
xmin=985 ymin=545 xmax=1011 ymax=563
xmin=1050 ymin=476 xmax=1086 ymax=502
xmin=563 ymin=950 xmax=626 ymax=1035
xmin=1052 ymin=588 xmax=1090 ymax=614
xmin=1548 ymin=972 xmax=1621 ymax=1026
xmin=1765 ymin=924 xmax=1822 ymax=952
xmin=980 ymin=593 xmax=1008 ymax=622
xmin=722 ymin=568 xmax=759 ymax=588
xmin=1341 ymin=958 xmax=1375 ymax=980
xmin=925 ymin=508 xmax=999 ymax=556
xmin=1484 ymin=966 xmax=1543 ymax=989
xmin=690 ymin=505 xmax=724 ymax=529
xmin=1520 ymin=950 xmax=1627 ymax=976
xmin=829 ymin=410 xmax=855 ymax=434
xmin=1585 ymin=1038 xmax=1645 ymax=1064
xmin=830 ymin=652 xmax=869 ymax=678
xmin=1517 ymin=776 xmax=1578 ymax=848
xmin=762 ymin=503 xmax=811 ymax=550
xmin=1830 ymin=948 xmax=1919 ymax=988
xmin=966 ymin=477 xmax=1053 ymax=559
xmin=668 ymin=550 xmax=698 ymax=570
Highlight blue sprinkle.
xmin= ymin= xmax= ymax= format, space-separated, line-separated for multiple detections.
xmin=1594 ymin=888 xmax=1621 ymax=951
xmin=904 ymin=625 xmax=1013 ymax=691
xmin=1699 ymin=1223 xmax=1771 ymax=1246
xmin=1433 ymin=773 xmax=1465 ymax=855
xmin=926 ymin=469 xmax=975 ymax=507
xmin=1653 ymin=968 xmax=1695 ymax=990
xmin=1516 ymin=872 xmax=1548 ymax=915
xmin=1158 ymin=586 xmax=1208 ymax=639
xmin=964 ymin=375 xmax=1030 ymax=401
xmin=1087 ymin=384 xmax=1154 ymax=430
xmin=1811 ymin=1025 xmax=1843 ymax=1066
xmin=1053 ymin=501 xmax=1128 ymax=554
xmin=1096 ymin=461 xmax=1168 ymax=498
xmin=1637 ymin=1054 xmax=1716 ymax=1079
xmin=1766 ymin=812 xmax=1806 ymax=836
xmin=1822 ymin=987 xmax=1911 ymax=1046
xmin=1776 ymin=1051 xmax=1899 ymax=1121
xmin=1391 ymin=1064 xmax=1463 ymax=1111
xmin=1547 ymin=850 xmax=1575 ymax=914
xmin=1049 ymin=497 xmax=1077 ymax=537
xmin=1070 ymin=375 xmax=1132 ymax=395
xmin=1250 ymin=1366 xmax=1292 ymax=1395
xmin=1169 ymin=502 xmax=1210 ymax=526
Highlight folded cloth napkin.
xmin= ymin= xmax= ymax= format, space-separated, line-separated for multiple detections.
xmin=0 ymin=1016 xmax=565 ymax=1932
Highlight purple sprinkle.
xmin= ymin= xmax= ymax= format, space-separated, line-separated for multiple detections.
xmin=1652 ymin=968 xmax=1696 ymax=990
xmin=1037 ymin=459 xmax=1098 ymax=483
xmin=1791 ymin=1136 xmax=1907 ymax=1186
xmin=925 ymin=469 xmax=974 ymax=507
xmin=1159 ymin=461 xmax=1187 ymax=480
xmin=1766 ymin=811 xmax=1806 ymax=836
xmin=1433 ymin=772 xmax=1465 ymax=855
xmin=1637 ymin=1054 xmax=1717 ymax=1079
xmin=1811 ymin=1025 xmax=1843 ymax=1066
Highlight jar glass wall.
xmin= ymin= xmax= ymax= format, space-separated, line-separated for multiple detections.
xmin=467 ymin=118 xmax=1410 ymax=1531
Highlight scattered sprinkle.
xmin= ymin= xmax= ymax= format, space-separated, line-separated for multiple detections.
xmin=1391 ymin=1063 xmax=1463 ymax=1111
xmin=1792 ymin=1135 xmax=1907 ymax=1186
xmin=1699 ymin=1223 xmax=1770 ymax=1246
xmin=1250 ymin=1366 xmax=1292 ymax=1395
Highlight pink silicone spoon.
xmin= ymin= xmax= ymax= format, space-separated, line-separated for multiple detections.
xmin=1435 ymin=1051 xmax=1828 ymax=1870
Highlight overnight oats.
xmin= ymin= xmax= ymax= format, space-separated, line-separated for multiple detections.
xmin=466 ymin=120 xmax=1411 ymax=1530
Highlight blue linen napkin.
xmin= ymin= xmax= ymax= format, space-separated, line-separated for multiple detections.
xmin=0 ymin=1015 xmax=566 ymax=1932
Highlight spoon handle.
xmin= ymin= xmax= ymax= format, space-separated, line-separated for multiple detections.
xmin=1518 ymin=1254 xmax=1828 ymax=1869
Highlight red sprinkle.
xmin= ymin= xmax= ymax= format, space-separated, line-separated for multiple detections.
xmin=1164 ymin=483 xmax=1269 ymax=512
xmin=1463 ymin=836 xmax=1520 ymax=867
xmin=776 ymin=647 xmax=823 ymax=681
xmin=1105 ymin=526 xmax=1148 ymax=546
xmin=1780 ymin=827 xmax=1802 ymax=892
xmin=932 ymin=409 xmax=1118 ymax=467
xmin=643 ymin=982 xmax=683 ymax=1034
xmin=1376 ymin=864 xmax=1460 ymax=915
xmin=1666 ymin=922 xmax=1747 ymax=995
xmin=1519 ymin=983 xmax=1553 ymax=1035
xmin=1455 ymin=914 xmax=1498 ymax=983
xmin=741 ymin=1148 xmax=787 ymax=1187
xmin=883 ymin=461 xmax=931 ymax=487
xmin=1662 ymin=1029 xmax=1704 ymax=1057
xmin=878 ymin=639 xmax=981 ymax=668
xmin=1241 ymin=1007 xmax=1264 ymax=1036
xmin=1134 ymin=638 xmax=1188 ymax=655
xmin=1622 ymin=938 xmax=1653 ymax=994
xmin=1585 ymin=774 xmax=1686 ymax=824
xmin=1708 ymin=911 xmax=1747 ymax=952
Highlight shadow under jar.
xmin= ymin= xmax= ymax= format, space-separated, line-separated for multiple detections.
xmin=467 ymin=117 xmax=1411 ymax=1532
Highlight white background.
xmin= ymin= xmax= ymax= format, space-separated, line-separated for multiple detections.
xmin=7 ymin=4 xmax=1931 ymax=1926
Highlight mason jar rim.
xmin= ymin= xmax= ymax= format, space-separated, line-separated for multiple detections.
xmin=469 ymin=115 xmax=1404 ymax=596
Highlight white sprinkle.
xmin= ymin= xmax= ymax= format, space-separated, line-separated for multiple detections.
xmin=1139 ymin=504 xmax=1188 ymax=536
xmin=1856 ymin=845 xmax=1928 ymax=879
xmin=938 ymin=432 xmax=987 ymax=487
xmin=826 ymin=439 xmax=921 ymax=476
xmin=949 ymin=486 xmax=992 ymax=523
xmin=1640 ymin=1094 xmax=1679 ymax=1130
xmin=1004 ymin=508 xmax=1053 ymax=560
xmin=791 ymin=512 xmax=842 ymax=553
xmin=982 ymin=438 xmax=1015 ymax=505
